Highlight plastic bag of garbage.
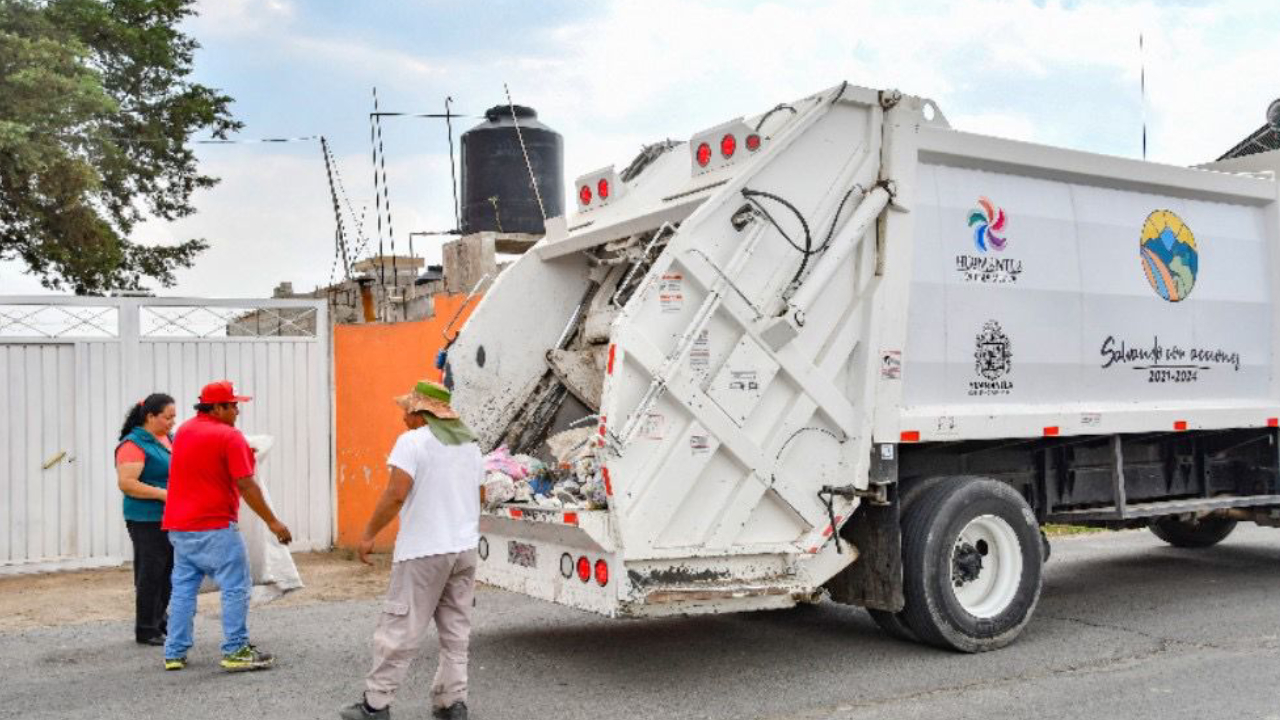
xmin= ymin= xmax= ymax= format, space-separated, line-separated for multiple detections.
xmin=546 ymin=427 xmax=595 ymax=465
xmin=198 ymin=434 xmax=304 ymax=605
xmin=482 ymin=471 xmax=516 ymax=510
xmin=484 ymin=446 xmax=529 ymax=480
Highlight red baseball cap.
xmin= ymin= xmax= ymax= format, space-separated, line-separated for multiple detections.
xmin=199 ymin=380 xmax=252 ymax=404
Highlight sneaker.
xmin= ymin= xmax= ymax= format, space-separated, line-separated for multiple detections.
xmin=220 ymin=644 xmax=275 ymax=672
xmin=338 ymin=700 xmax=390 ymax=720
xmin=432 ymin=702 xmax=468 ymax=720
xmin=163 ymin=657 xmax=186 ymax=671
xmin=137 ymin=634 xmax=167 ymax=646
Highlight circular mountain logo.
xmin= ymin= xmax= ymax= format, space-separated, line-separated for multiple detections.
xmin=1140 ymin=210 xmax=1198 ymax=302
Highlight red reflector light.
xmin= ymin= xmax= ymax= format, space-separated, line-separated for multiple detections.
xmin=695 ymin=142 xmax=712 ymax=167
xmin=900 ymin=430 xmax=920 ymax=443
xmin=1043 ymin=426 xmax=1060 ymax=436
xmin=579 ymin=185 xmax=592 ymax=205
xmin=746 ymin=134 xmax=761 ymax=151
xmin=597 ymin=178 xmax=610 ymax=200
xmin=1174 ymin=420 xmax=1188 ymax=431
xmin=1269 ymin=418 xmax=1278 ymax=427
xmin=576 ymin=556 xmax=591 ymax=583
xmin=594 ymin=559 xmax=609 ymax=586
xmin=562 ymin=511 xmax=579 ymax=526
xmin=720 ymin=133 xmax=736 ymax=158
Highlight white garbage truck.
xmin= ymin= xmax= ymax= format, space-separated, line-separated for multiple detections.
xmin=449 ymin=82 xmax=1280 ymax=652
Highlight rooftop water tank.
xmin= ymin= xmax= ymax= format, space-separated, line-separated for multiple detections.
xmin=460 ymin=105 xmax=564 ymax=235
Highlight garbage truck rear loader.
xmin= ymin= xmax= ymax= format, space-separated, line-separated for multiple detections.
xmin=449 ymin=82 xmax=1280 ymax=652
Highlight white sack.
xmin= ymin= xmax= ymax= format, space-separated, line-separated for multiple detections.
xmin=197 ymin=434 xmax=304 ymax=605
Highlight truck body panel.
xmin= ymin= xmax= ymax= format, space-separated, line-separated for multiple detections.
xmin=450 ymin=82 xmax=1280 ymax=620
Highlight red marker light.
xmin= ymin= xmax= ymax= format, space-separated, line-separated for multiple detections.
xmin=695 ymin=142 xmax=712 ymax=167
xmin=594 ymin=559 xmax=609 ymax=586
xmin=576 ymin=556 xmax=591 ymax=583
xmin=720 ymin=133 xmax=736 ymax=158
xmin=746 ymin=134 xmax=761 ymax=151
xmin=900 ymin=430 xmax=920 ymax=443
xmin=579 ymin=185 xmax=592 ymax=205
xmin=597 ymin=178 xmax=610 ymax=200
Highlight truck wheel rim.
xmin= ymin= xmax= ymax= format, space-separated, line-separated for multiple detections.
xmin=950 ymin=514 xmax=1022 ymax=618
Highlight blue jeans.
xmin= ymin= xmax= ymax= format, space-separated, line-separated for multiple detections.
xmin=164 ymin=524 xmax=251 ymax=658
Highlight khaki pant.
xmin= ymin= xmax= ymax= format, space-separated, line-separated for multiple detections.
xmin=365 ymin=550 xmax=477 ymax=710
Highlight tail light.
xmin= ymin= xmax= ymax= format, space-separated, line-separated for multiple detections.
xmin=689 ymin=118 xmax=753 ymax=175
xmin=746 ymin=134 xmax=762 ymax=151
xmin=594 ymin=559 xmax=609 ymax=586
xmin=695 ymin=142 xmax=712 ymax=167
xmin=573 ymin=166 xmax=622 ymax=212
xmin=576 ymin=556 xmax=591 ymax=583
xmin=720 ymin=133 xmax=736 ymax=158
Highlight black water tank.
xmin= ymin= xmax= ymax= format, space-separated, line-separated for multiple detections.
xmin=460 ymin=105 xmax=564 ymax=235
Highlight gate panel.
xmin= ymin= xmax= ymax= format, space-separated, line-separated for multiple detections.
xmin=1 ymin=297 xmax=333 ymax=571
xmin=0 ymin=344 xmax=78 ymax=565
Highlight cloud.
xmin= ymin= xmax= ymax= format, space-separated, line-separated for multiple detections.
xmin=5 ymin=0 xmax=1278 ymax=297
xmin=188 ymin=0 xmax=297 ymax=37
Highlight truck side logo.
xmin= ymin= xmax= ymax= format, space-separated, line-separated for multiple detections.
xmin=970 ymin=320 xmax=1014 ymax=396
xmin=968 ymin=196 xmax=1007 ymax=252
xmin=956 ymin=197 xmax=1021 ymax=284
xmin=1140 ymin=210 xmax=1197 ymax=302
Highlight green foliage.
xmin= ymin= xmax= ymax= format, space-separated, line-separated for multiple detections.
xmin=0 ymin=0 xmax=240 ymax=294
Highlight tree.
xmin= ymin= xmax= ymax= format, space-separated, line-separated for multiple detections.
xmin=0 ymin=0 xmax=240 ymax=294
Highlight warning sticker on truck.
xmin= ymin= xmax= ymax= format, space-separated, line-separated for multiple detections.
xmin=881 ymin=350 xmax=902 ymax=380
xmin=641 ymin=412 xmax=666 ymax=440
xmin=690 ymin=329 xmax=711 ymax=372
xmin=659 ymin=273 xmax=684 ymax=313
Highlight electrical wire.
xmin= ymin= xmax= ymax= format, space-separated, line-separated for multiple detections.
xmin=741 ymin=187 xmax=814 ymax=285
xmin=369 ymin=87 xmax=387 ymax=288
xmin=753 ymin=103 xmax=798 ymax=132
xmin=373 ymin=88 xmax=399 ymax=290
xmin=504 ymin=83 xmax=546 ymax=223
xmin=741 ymin=184 xmax=865 ymax=292
xmin=445 ymin=96 xmax=461 ymax=232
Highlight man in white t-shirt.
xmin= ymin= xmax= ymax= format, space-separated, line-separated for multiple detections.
xmin=340 ymin=380 xmax=483 ymax=720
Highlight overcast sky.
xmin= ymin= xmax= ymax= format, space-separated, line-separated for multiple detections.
xmin=2 ymin=0 xmax=1276 ymax=298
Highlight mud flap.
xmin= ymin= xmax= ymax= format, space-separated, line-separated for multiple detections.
xmin=822 ymin=484 xmax=904 ymax=612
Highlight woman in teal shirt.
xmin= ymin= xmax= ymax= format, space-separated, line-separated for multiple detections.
xmin=115 ymin=393 xmax=177 ymax=646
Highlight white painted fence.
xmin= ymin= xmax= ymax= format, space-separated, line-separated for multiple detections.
xmin=0 ymin=296 xmax=332 ymax=573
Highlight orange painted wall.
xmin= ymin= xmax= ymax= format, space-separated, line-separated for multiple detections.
xmin=334 ymin=294 xmax=477 ymax=550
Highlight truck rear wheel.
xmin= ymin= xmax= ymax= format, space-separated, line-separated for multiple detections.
xmin=1149 ymin=514 xmax=1237 ymax=548
xmin=900 ymin=477 xmax=1043 ymax=653
xmin=866 ymin=476 xmax=950 ymax=642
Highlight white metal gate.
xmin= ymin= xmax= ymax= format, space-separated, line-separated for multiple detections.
xmin=0 ymin=296 xmax=332 ymax=573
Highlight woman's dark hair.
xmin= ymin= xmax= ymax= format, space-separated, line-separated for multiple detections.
xmin=119 ymin=393 xmax=175 ymax=440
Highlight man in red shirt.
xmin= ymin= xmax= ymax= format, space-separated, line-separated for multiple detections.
xmin=161 ymin=380 xmax=291 ymax=672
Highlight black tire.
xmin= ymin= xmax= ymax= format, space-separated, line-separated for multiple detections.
xmin=900 ymin=477 xmax=1043 ymax=653
xmin=866 ymin=476 xmax=953 ymax=642
xmin=1149 ymin=514 xmax=1237 ymax=548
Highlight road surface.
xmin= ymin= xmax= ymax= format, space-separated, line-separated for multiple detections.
xmin=3 ymin=526 xmax=1280 ymax=719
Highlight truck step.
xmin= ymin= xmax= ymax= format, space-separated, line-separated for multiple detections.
xmin=1046 ymin=494 xmax=1280 ymax=523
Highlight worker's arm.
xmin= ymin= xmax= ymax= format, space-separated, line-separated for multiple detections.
xmin=358 ymin=467 xmax=414 ymax=565
xmin=116 ymin=462 xmax=167 ymax=502
xmin=235 ymin=475 xmax=292 ymax=545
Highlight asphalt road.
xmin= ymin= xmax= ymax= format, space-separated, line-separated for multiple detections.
xmin=4 ymin=526 xmax=1280 ymax=720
